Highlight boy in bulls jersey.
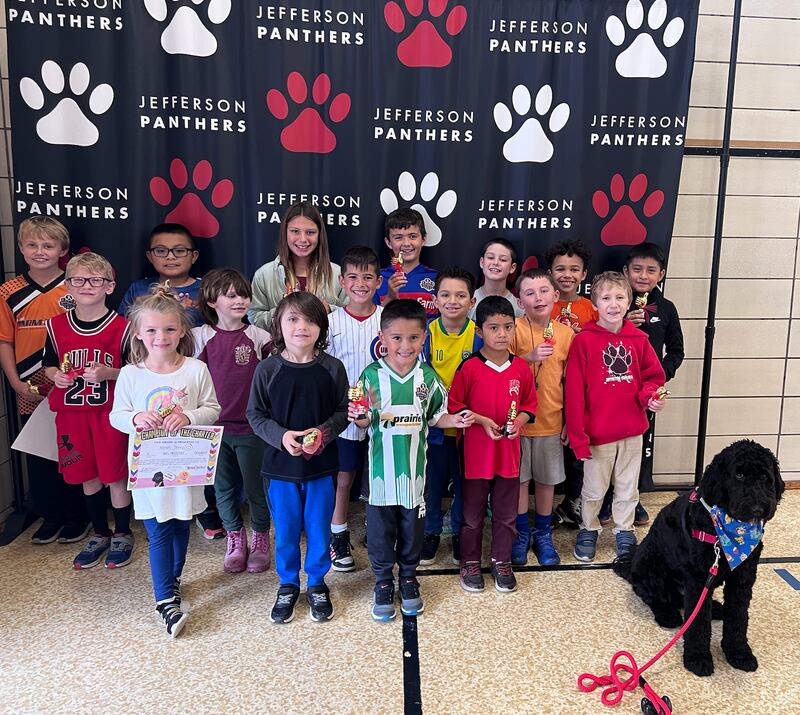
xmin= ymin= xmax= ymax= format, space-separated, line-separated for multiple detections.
xmin=374 ymin=208 xmax=438 ymax=320
xmin=44 ymin=253 xmax=133 ymax=569
xmin=448 ymin=296 xmax=537 ymax=594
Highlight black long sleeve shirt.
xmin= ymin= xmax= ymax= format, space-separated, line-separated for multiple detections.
xmin=630 ymin=286 xmax=684 ymax=382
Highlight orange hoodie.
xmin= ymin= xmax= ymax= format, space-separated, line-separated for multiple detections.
xmin=565 ymin=320 xmax=665 ymax=460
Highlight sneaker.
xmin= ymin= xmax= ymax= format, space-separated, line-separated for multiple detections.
xmin=58 ymin=521 xmax=91 ymax=544
xmin=511 ymin=529 xmax=530 ymax=566
xmin=451 ymin=534 xmax=461 ymax=565
xmin=490 ymin=560 xmax=517 ymax=593
xmin=598 ymin=495 xmax=613 ymax=526
xmin=72 ymin=534 xmax=111 ymax=569
xmin=330 ymin=530 xmax=355 ymax=572
xmin=105 ymin=532 xmax=135 ymax=569
xmin=459 ymin=561 xmax=485 ymax=593
xmin=615 ymin=530 xmax=637 ymax=560
xmin=574 ymin=529 xmax=598 ymax=562
xmin=247 ymin=530 xmax=270 ymax=573
xmin=197 ymin=513 xmax=225 ymax=540
xmin=399 ymin=577 xmax=424 ymax=616
xmin=371 ymin=580 xmax=396 ymax=622
xmin=634 ymin=502 xmax=650 ymax=526
xmin=31 ymin=520 xmax=63 ymax=544
xmin=307 ymin=584 xmax=334 ymax=622
xmin=419 ymin=533 xmax=440 ymax=566
xmin=270 ymin=584 xmax=300 ymax=624
xmin=554 ymin=498 xmax=582 ymax=530
xmin=531 ymin=527 xmax=561 ymax=566
xmin=156 ymin=598 xmax=188 ymax=638
xmin=223 ymin=527 xmax=248 ymax=573
xmin=174 ymin=578 xmax=189 ymax=613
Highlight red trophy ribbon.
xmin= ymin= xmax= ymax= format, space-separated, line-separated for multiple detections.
xmin=543 ymin=320 xmax=556 ymax=345
xmin=27 ymin=380 xmax=51 ymax=397
xmin=348 ymin=380 xmax=370 ymax=419
xmin=390 ymin=253 xmax=404 ymax=273
xmin=503 ymin=400 xmax=518 ymax=437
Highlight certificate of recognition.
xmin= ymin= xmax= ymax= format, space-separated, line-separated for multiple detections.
xmin=128 ymin=425 xmax=223 ymax=490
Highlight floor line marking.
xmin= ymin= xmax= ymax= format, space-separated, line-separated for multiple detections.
xmin=402 ymin=614 xmax=423 ymax=715
xmin=774 ymin=568 xmax=800 ymax=590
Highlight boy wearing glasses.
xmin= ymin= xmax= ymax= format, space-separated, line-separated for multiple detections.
xmin=43 ymin=252 xmax=135 ymax=569
xmin=118 ymin=223 xmax=202 ymax=326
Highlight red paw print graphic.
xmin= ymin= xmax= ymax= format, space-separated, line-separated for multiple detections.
xmin=592 ymin=173 xmax=665 ymax=247
xmin=150 ymin=159 xmax=234 ymax=239
xmin=266 ymin=72 xmax=351 ymax=154
xmin=384 ymin=0 xmax=467 ymax=68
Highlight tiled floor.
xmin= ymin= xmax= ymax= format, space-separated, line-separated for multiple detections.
xmin=1 ymin=491 xmax=798 ymax=714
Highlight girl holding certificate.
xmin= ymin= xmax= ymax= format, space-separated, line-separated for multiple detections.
xmin=110 ymin=286 xmax=220 ymax=638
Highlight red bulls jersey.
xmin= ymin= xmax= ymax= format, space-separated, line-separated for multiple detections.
xmin=45 ymin=310 xmax=129 ymax=412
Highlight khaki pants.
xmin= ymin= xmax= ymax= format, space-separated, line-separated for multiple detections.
xmin=581 ymin=436 xmax=642 ymax=534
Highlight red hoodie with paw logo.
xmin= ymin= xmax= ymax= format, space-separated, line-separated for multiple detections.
xmin=565 ymin=320 xmax=665 ymax=460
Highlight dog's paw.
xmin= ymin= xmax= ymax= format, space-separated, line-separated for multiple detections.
xmin=684 ymin=652 xmax=714 ymax=677
xmin=654 ymin=608 xmax=683 ymax=629
xmin=723 ymin=645 xmax=758 ymax=672
xmin=711 ymin=599 xmax=724 ymax=620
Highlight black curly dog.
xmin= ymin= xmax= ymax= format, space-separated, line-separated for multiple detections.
xmin=614 ymin=440 xmax=784 ymax=677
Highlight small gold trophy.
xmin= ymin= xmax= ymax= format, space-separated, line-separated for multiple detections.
xmin=27 ymin=380 xmax=40 ymax=395
xmin=560 ymin=301 xmax=573 ymax=318
xmin=635 ymin=292 xmax=649 ymax=309
xmin=391 ymin=253 xmax=405 ymax=273
xmin=303 ymin=429 xmax=321 ymax=449
xmin=157 ymin=403 xmax=176 ymax=418
xmin=60 ymin=352 xmax=72 ymax=374
xmin=543 ymin=320 xmax=555 ymax=345
xmin=504 ymin=400 xmax=518 ymax=436
xmin=653 ymin=385 xmax=671 ymax=400
xmin=348 ymin=380 xmax=369 ymax=418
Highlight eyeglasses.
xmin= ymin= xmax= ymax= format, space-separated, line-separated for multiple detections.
xmin=66 ymin=277 xmax=112 ymax=287
xmin=148 ymin=246 xmax=194 ymax=258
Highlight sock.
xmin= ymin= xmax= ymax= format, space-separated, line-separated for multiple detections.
xmin=112 ymin=503 xmax=132 ymax=535
xmin=534 ymin=512 xmax=552 ymax=533
xmin=85 ymin=490 xmax=111 ymax=536
xmin=331 ymin=522 xmax=347 ymax=534
xmin=516 ymin=513 xmax=530 ymax=535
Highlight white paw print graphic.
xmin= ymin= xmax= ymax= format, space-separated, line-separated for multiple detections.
xmin=493 ymin=84 xmax=569 ymax=164
xmin=144 ymin=0 xmax=232 ymax=57
xmin=606 ymin=0 xmax=685 ymax=79
xmin=379 ymin=172 xmax=457 ymax=248
xmin=19 ymin=61 xmax=113 ymax=147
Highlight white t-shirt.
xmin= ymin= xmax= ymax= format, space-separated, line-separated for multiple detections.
xmin=469 ymin=286 xmax=524 ymax=321
xmin=327 ymin=306 xmax=383 ymax=441
xmin=109 ymin=357 xmax=221 ymax=522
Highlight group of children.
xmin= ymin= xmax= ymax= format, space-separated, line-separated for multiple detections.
xmin=0 ymin=203 xmax=684 ymax=636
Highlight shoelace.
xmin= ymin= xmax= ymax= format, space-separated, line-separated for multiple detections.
xmin=309 ymin=592 xmax=329 ymax=606
xmin=494 ymin=561 xmax=513 ymax=577
xmin=276 ymin=593 xmax=295 ymax=606
xmin=463 ymin=562 xmax=481 ymax=577
xmin=251 ymin=531 xmax=268 ymax=551
xmin=400 ymin=579 xmax=420 ymax=597
xmin=226 ymin=530 xmax=244 ymax=555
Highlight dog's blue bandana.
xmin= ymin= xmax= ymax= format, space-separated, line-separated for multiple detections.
xmin=699 ymin=497 xmax=763 ymax=569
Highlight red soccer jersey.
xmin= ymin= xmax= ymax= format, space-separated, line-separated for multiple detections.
xmin=45 ymin=310 xmax=129 ymax=412
xmin=448 ymin=352 xmax=537 ymax=480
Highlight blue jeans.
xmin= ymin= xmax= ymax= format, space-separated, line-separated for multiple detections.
xmin=424 ymin=436 xmax=463 ymax=536
xmin=267 ymin=476 xmax=335 ymax=588
xmin=143 ymin=517 xmax=190 ymax=602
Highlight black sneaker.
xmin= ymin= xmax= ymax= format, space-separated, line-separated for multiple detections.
xmin=330 ymin=530 xmax=355 ymax=572
xmin=491 ymin=560 xmax=517 ymax=593
xmin=634 ymin=502 xmax=650 ymax=526
xmin=371 ymin=580 xmax=396 ymax=621
xmin=554 ymin=498 xmax=582 ymax=530
xmin=58 ymin=521 xmax=91 ymax=544
xmin=399 ymin=577 xmax=424 ymax=616
xmin=270 ymin=584 xmax=300 ymax=624
xmin=307 ymin=584 xmax=334 ymax=622
xmin=156 ymin=598 xmax=189 ymax=638
xmin=459 ymin=561 xmax=485 ymax=593
xmin=419 ymin=533 xmax=440 ymax=566
xmin=196 ymin=510 xmax=225 ymax=540
xmin=31 ymin=520 xmax=63 ymax=544
xmin=451 ymin=534 xmax=461 ymax=565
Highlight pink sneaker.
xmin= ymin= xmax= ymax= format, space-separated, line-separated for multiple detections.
xmin=247 ymin=530 xmax=271 ymax=573
xmin=223 ymin=527 xmax=248 ymax=573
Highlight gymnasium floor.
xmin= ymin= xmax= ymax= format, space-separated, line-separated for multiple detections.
xmin=1 ymin=491 xmax=798 ymax=715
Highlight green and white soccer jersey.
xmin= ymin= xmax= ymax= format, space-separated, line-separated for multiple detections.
xmin=361 ymin=359 xmax=448 ymax=509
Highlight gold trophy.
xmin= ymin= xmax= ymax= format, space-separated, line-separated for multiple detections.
xmin=157 ymin=403 xmax=176 ymax=418
xmin=560 ymin=301 xmax=573 ymax=318
xmin=653 ymin=386 xmax=671 ymax=400
xmin=60 ymin=352 xmax=72 ymax=374
xmin=303 ymin=429 xmax=321 ymax=449
xmin=543 ymin=320 xmax=555 ymax=345
xmin=635 ymin=292 xmax=649 ymax=309
xmin=27 ymin=380 xmax=40 ymax=395
xmin=390 ymin=253 xmax=404 ymax=272
xmin=348 ymin=380 xmax=369 ymax=419
xmin=504 ymin=400 xmax=518 ymax=437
